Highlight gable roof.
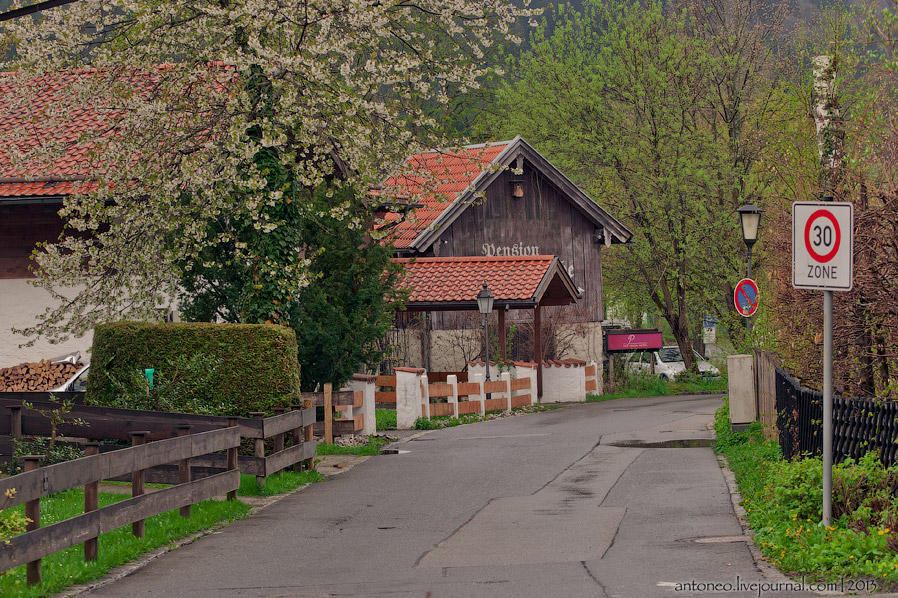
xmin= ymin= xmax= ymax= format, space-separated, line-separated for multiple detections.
xmin=393 ymin=254 xmax=579 ymax=310
xmin=381 ymin=136 xmax=632 ymax=252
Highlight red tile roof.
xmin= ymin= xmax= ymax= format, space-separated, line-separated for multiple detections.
xmin=0 ymin=66 xmax=231 ymax=200
xmin=394 ymin=255 xmax=558 ymax=303
xmin=0 ymin=70 xmax=122 ymax=198
xmin=380 ymin=142 xmax=509 ymax=248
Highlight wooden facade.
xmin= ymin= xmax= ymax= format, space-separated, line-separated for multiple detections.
xmin=0 ymin=203 xmax=64 ymax=279
xmin=422 ymin=165 xmax=606 ymax=323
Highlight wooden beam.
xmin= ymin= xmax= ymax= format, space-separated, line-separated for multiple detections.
xmin=498 ymin=308 xmax=507 ymax=362
xmin=534 ymin=305 xmax=542 ymax=398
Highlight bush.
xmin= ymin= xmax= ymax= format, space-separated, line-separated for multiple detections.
xmin=715 ymin=398 xmax=898 ymax=584
xmin=87 ymin=322 xmax=300 ymax=416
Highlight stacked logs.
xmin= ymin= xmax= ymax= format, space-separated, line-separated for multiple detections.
xmin=0 ymin=360 xmax=83 ymax=392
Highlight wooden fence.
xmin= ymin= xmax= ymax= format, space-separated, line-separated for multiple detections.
xmin=754 ymin=350 xmax=779 ymax=440
xmin=304 ymin=383 xmax=364 ymax=443
xmin=0 ymin=394 xmax=316 ymax=487
xmin=421 ymin=374 xmax=532 ymax=419
xmin=0 ymin=426 xmax=241 ymax=585
xmin=585 ymin=363 xmax=598 ymax=394
xmin=375 ymin=375 xmax=397 ymax=405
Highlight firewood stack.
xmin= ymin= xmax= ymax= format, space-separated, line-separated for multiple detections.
xmin=0 ymin=360 xmax=83 ymax=392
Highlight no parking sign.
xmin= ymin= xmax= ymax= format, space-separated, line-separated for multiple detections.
xmin=733 ymin=278 xmax=759 ymax=318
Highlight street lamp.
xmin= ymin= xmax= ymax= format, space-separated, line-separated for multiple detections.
xmin=737 ymin=203 xmax=763 ymax=333
xmin=476 ymin=282 xmax=495 ymax=382
xmin=737 ymin=203 xmax=763 ymax=278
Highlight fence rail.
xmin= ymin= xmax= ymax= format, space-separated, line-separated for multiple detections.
xmin=0 ymin=426 xmax=241 ymax=584
xmin=0 ymin=397 xmax=316 ymax=486
xmin=775 ymin=367 xmax=898 ymax=467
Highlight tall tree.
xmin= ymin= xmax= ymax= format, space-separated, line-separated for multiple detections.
xmin=179 ymin=182 xmax=404 ymax=389
xmin=2 ymin=0 xmax=533 ymax=345
xmin=483 ymin=1 xmax=728 ymax=367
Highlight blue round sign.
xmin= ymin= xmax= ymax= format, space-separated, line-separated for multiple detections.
xmin=734 ymin=278 xmax=759 ymax=317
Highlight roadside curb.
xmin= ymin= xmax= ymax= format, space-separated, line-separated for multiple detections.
xmin=53 ymin=473 xmax=324 ymax=598
xmin=716 ymin=454 xmax=799 ymax=586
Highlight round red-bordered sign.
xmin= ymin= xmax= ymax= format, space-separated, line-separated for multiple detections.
xmin=734 ymin=278 xmax=759 ymax=317
xmin=803 ymin=209 xmax=841 ymax=263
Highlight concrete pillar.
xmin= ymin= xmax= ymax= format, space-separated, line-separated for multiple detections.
xmin=350 ymin=374 xmax=376 ymax=435
xmin=472 ymin=373 xmax=485 ymax=415
xmin=421 ymin=374 xmax=431 ymax=420
xmin=447 ymin=374 xmax=459 ymax=418
xmin=396 ymin=367 xmax=426 ymax=429
xmin=727 ymin=354 xmax=757 ymax=430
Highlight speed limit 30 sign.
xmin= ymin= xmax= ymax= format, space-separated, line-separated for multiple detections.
xmin=792 ymin=201 xmax=853 ymax=291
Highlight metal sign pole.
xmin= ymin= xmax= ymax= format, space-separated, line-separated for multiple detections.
xmin=822 ymin=289 xmax=833 ymax=526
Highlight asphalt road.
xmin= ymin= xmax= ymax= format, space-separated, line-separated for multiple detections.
xmin=87 ymin=395 xmax=816 ymax=598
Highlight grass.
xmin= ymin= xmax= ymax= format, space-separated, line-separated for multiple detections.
xmin=715 ymin=399 xmax=898 ymax=587
xmin=376 ymin=408 xmax=397 ymax=430
xmin=316 ymin=435 xmax=391 ymax=456
xmin=586 ymin=372 xmax=726 ymax=402
xmin=0 ymin=489 xmax=248 ymax=597
xmin=237 ymin=469 xmax=324 ymax=496
xmin=413 ymin=404 xmax=562 ymax=430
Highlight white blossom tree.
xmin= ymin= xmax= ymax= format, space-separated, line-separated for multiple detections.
xmin=1 ymin=0 xmax=533 ymax=344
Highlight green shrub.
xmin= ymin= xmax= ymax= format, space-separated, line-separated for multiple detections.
xmin=715 ymin=398 xmax=898 ymax=583
xmin=87 ymin=322 xmax=300 ymax=416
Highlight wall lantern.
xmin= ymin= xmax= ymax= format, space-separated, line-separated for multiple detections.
xmin=509 ymin=176 xmax=525 ymax=199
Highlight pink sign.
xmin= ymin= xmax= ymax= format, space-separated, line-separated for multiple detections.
xmin=606 ymin=329 xmax=663 ymax=353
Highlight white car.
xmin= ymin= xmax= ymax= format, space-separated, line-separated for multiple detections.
xmin=625 ymin=345 xmax=719 ymax=381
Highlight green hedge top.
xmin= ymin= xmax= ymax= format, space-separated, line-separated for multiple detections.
xmin=87 ymin=321 xmax=301 ymax=416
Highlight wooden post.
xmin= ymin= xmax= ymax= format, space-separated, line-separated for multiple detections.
xmin=608 ymin=355 xmax=615 ymax=392
xmin=291 ymin=404 xmax=303 ymax=473
xmin=24 ymin=455 xmax=42 ymax=586
xmin=534 ymin=304 xmax=543 ymax=399
xmin=302 ymin=397 xmax=315 ymax=471
xmin=83 ymin=443 xmax=99 ymax=561
xmin=226 ymin=418 xmax=238 ymax=501
xmin=176 ymin=425 xmax=192 ymax=518
xmin=324 ymin=383 xmax=333 ymax=444
xmin=130 ymin=431 xmax=149 ymax=537
xmin=10 ymin=405 xmax=22 ymax=438
xmin=250 ymin=412 xmax=266 ymax=488
xmin=273 ymin=407 xmax=286 ymax=455
xmin=498 ymin=307 xmax=507 ymax=362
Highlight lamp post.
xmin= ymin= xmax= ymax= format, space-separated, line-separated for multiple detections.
xmin=737 ymin=203 xmax=763 ymax=332
xmin=737 ymin=203 xmax=763 ymax=279
xmin=476 ymin=283 xmax=495 ymax=383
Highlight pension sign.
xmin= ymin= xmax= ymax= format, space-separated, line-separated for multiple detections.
xmin=792 ymin=202 xmax=853 ymax=292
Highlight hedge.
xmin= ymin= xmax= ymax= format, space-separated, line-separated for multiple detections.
xmin=86 ymin=322 xmax=301 ymax=416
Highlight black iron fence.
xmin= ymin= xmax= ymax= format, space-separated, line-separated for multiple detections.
xmin=775 ymin=367 xmax=898 ymax=466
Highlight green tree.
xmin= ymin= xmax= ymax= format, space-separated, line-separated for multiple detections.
xmin=179 ymin=180 xmax=404 ymax=390
xmin=481 ymin=0 xmax=782 ymax=366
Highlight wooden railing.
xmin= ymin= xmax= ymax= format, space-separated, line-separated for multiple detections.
xmin=374 ymin=375 xmax=397 ymax=404
xmin=585 ymin=363 xmax=598 ymax=393
xmin=0 ymin=426 xmax=241 ymax=585
xmin=305 ymin=383 xmax=364 ymax=443
xmin=0 ymin=396 xmax=317 ymax=487
xmin=421 ymin=374 xmax=532 ymax=419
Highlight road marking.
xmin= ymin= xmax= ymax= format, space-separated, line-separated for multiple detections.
xmin=455 ymin=433 xmax=551 ymax=440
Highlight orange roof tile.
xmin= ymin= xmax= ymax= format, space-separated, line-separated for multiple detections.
xmin=394 ymin=255 xmax=559 ymax=304
xmin=380 ymin=142 xmax=509 ymax=248
xmin=0 ymin=67 xmax=231 ymax=200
